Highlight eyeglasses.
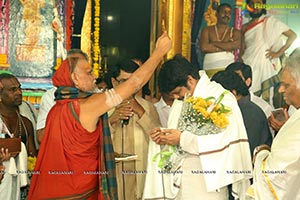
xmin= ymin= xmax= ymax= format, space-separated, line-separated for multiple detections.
xmin=115 ymin=78 xmax=128 ymax=84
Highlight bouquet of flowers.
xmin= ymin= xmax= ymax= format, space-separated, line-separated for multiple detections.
xmin=177 ymin=91 xmax=231 ymax=135
xmin=153 ymin=91 xmax=231 ymax=171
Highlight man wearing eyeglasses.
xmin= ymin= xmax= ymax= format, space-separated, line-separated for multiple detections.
xmin=108 ymin=59 xmax=161 ymax=200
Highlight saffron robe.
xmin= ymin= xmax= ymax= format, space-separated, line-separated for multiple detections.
xmin=28 ymin=100 xmax=101 ymax=199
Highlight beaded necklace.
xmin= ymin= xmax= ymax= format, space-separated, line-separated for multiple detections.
xmin=214 ymin=25 xmax=228 ymax=41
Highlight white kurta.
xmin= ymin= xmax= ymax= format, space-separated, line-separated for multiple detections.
xmin=154 ymin=97 xmax=171 ymax=128
xmin=252 ymin=108 xmax=300 ymax=199
xmin=143 ymin=71 xmax=252 ymax=200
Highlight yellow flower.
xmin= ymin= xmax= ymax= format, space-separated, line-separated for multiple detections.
xmin=212 ymin=113 xmax=229 ymax=128
xmin=195 ymin=98 xmax=208 ymax=108
xmin=185 ymin=95 xmax=230 ymax=130
xmin=28 ymin=156 xmax=37 ymax=171
xmin=209 ymin=111 xmax=218 ymax=120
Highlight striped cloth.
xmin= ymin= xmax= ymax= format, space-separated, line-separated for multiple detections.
xmin=101 ymin=113 xmax=118 ymax=199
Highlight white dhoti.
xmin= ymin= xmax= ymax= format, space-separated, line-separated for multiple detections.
xmin=203 ymin=52 xmax=234 ymax=77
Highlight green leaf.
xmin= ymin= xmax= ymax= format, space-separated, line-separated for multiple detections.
xmin=205 ymin=96 xmax=215 ymax=101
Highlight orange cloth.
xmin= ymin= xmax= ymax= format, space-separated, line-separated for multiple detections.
xmin=28 ymin=100 xmax=103 ymax=199
xmin=52 ymin=58 xmax=73 ymax=87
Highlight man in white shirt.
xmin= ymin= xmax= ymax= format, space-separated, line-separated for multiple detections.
xmin=154 ymin=92 xmax=173 ymax=127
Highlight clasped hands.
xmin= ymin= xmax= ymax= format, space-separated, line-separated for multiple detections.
xmin=109 ymin=97 xmax=145 ymax=125
xmin=150 ymin=128 xmax=181 ymax=146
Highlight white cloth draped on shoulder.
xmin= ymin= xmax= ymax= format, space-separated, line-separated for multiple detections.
xmin=251 ymin=108 xmax=300 ymax=199
xmin=242 ymin=15 xmax=289 ymax=95
xmin=144 ymin=71 xmax=252 ymax=200
xmin=192 ymin=71 xmax=252 ymax=197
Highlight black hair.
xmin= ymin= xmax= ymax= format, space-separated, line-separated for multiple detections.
xmin=0 ymin=73 xmax=16 ymax=81
xmin=111 ymin=59 xmax=139 ymax=79
xmin=217 ymin=3 xmax=232 ymax=13
xmin=226 ymin=62 xmax=252 ymax=87
xmin=211 ymin=70 xmax=249 ymax=96
xmin=97 ymin=71 xmax=113 ymax=89
xmin=158 ymin=54 xmax=199 ymax=94
xmin=142 ymin=82 xmax=151 ymax=98
xmin=0 ymin=73 xmax=18 ymax=93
